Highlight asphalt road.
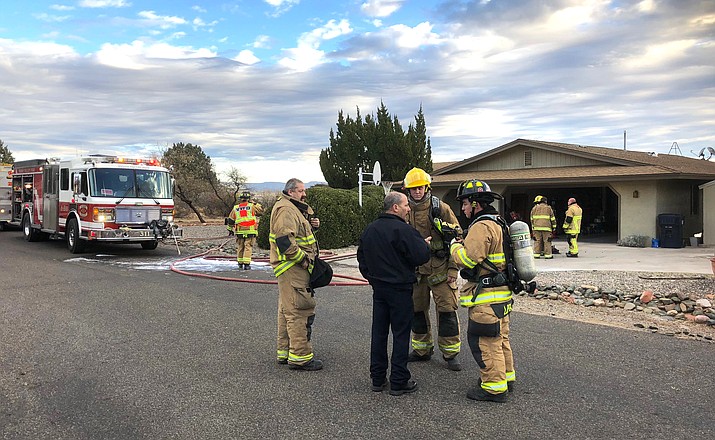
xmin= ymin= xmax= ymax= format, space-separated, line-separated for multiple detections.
xmin=1 ymin=230 xmax=713 ymax=440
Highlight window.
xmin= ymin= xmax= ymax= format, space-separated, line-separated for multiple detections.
xmin=61 ymin=168 xmax=69 ymax=191
xmin=524 ymin=150 xmax=533 ymax=167
xmin=89 ymin=168 xmax=172 ymax=199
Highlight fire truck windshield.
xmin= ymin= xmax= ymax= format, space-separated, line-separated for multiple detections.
xmin=90 ymin=168 xmax=172 ymax=199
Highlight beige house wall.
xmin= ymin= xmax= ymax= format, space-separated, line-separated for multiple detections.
xmin=701 ymin=181 xmax=715 ymax=245
xmin=611 ymin=181 xmax=658 ymax=240
xmin=472 ymin=146 xmax=604 ymax=172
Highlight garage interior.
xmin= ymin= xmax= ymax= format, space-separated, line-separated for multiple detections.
xmin=503 ymin=185 xmax=619 ymax=241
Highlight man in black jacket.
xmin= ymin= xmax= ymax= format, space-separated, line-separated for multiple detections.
xmin=358 ymin=192 xmax=432 ymax=396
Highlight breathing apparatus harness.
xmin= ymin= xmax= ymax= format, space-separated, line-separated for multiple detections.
xmin=460 ymin=213 xmax=535 ymax=301
xmin=423 ymin=195 xmax=463 ymax=259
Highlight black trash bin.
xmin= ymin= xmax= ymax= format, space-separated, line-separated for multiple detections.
xmin=656 ymin=213 xmax=684 ymax=248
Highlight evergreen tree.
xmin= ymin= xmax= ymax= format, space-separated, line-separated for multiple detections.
xmin=0 ymin=140 xmax=14 ymax=163
xmin=320 ymin=102 xmax=433 ymax=188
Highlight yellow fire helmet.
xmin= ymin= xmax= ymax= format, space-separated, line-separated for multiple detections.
xmin=534 ymin=195 xmax=544 ymax=203
xmin=403 ymin=167 xmax=431 ymax=189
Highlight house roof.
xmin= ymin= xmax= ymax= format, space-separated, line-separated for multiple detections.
xmin=432 ymin=139 xmax=715 ymax=185
xmin=432 ymin=161 xmax=457 ymax=172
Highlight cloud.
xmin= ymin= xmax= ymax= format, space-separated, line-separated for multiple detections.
xmin=1 ymin=0 xmax=713 ymax=184
xmin=94 ymin=40 xmax=217 ymax=69
xmin=361 ymin=0 xmax=405 ymax=18
xmin=79 ymin=0 xmax=131 ymax=8
xmin=279 ymin=19 xmax=352 ymax=71
xmin=252 ymin=35 xmax=271 ymax=49
xmin=234 ymin=50 xmax=260 ymax=65
xmin=264 ymin=0 xmax=300 ymax=17
xmin=33 ymin=13 xmax=71 ymax=23
xmin=137 ymin=10 xmax=187 ymax=29
xmin=50 ymin=4 xmax=75 ymax=11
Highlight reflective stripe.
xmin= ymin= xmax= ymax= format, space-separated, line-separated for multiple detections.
xmin=451 ymin=244 xmax=477 ymax=268
xmin=273 ymin=247 xmax=306 ymax=277
xmin=235 ymin=203 xmax=258 ymax=230
xmin=487 ymin=253 xmax=505 ymax=264
xmin=295 ymin=234 xmax=316 ymax=246
xmin=439 ymin=341 xmax=461 ymax=354
xmin=288 ymin=352 xmax=314 ymax=363
xmin=411 ymin=339 xmax=434 ymax=350
xmin=460 ymin=290 xmax=512 ymax=307
xmin=269 ymin=234 xmax=308 ymax=266
xmin=481 ymin=379 xmax=508 ymax=393
xmin=533 ymin=226 xmax=552 ymax=231
xmin=277 ymin=350 xmax=288 ymax=360
xmin=506 ymin=370 xmax=516 ymax=382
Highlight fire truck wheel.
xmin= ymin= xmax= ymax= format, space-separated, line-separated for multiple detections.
xmin=66 ymin=218 xmax=86 ymax=253
xmin=23 ymin=212 xmax=40 ymax=242
xmin=141 ymin=240 xmax=159 ymax=250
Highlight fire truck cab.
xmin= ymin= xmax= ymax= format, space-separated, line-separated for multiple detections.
xmin=8 ymin=155 xmax=182 ymax=253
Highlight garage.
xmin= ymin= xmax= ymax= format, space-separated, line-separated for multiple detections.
xmin=431 ymin=139 xmax=715 ymax=244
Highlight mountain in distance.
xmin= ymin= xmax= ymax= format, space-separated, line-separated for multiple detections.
xmin=245 ymin=181 xmax=326 ymax=192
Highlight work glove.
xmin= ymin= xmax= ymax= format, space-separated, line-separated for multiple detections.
xmin=551 ymin=231 xmax=556 ymax=239
xmin=228 ymin=229 xmax=234 ymax=236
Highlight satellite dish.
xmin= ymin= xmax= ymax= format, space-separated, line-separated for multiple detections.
xmin=372 ymin=161 xmax=381 ymax=185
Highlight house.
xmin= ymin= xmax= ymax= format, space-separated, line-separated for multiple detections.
xmin=428 ymin=139 xmax=715 ymax=245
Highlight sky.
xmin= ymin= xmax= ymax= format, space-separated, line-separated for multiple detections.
xmin=0 ymin=0 xmax=713 ymax=183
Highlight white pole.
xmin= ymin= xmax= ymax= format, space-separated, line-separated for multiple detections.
xmin=358 ymin=166 xmax=363 ymax=207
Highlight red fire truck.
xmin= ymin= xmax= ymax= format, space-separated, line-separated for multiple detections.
xmin=4 ymin=155 xmax=182 ymax=253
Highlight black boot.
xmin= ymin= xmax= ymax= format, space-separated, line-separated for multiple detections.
xmin=444 ymin=356 xmax=462 ymax=371
xmin=467 ymin=386 xmax=507 ymax=402
xmin=389 ymin=380 xmax=418 ymax=396
xmin=288 ymin=359 xmax=323 ymax=371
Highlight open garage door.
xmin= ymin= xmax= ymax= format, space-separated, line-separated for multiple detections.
xmin=503 ymin=185 xmax=619 ymax=241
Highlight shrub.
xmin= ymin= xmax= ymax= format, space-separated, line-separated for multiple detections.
xmin=256 ymin=185 xmax=386 ymax=250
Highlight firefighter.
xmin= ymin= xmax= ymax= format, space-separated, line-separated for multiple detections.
xmin=270 ymin=178 xmax=323 ymax=371
xmin=450 ymin=178 xmax=515 ymax=402
xmin=530 ymin=195 xmax=556 ymax=259
xmin=227 ymin=191 xmax=264 ymax=269
xmin=403 ymin=167 xmax=463 ymax=371
xmin=563 ymin=197 xmax=583 ymax=257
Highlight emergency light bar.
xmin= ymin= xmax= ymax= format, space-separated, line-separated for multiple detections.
xmin=82 ymin=156 xmax=160 ymax=166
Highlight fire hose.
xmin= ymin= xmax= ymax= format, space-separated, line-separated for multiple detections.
xmin=170 ymin=238 xmax=369 ymax=286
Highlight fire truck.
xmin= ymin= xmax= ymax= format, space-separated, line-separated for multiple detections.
xmin=3 ymin=155 xmax=182 ymax=253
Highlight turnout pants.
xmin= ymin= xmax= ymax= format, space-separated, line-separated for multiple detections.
xmin=467 ymin=300 xmax=515 ymax=395
xmin=276 ymin=265 xmax=316 ymax=366
xmin=567 ymin=233 xmax=579 ymax=255
xmin=370 ymin=283 xmax=413 ymax=387
xmin=532 ymin=230 xmax=552 ymax=258
xmin=235 ymin=235 xmax=256 ymax=264
xmin=411 ymin=275 xmax=461 ymax=359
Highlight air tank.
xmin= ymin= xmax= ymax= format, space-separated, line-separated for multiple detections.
xmin=508 ymin=220 xmax=538 ymax=281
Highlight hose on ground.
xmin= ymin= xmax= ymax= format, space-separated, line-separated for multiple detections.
xmin=170 ymin=239 xmax=369 ymax=286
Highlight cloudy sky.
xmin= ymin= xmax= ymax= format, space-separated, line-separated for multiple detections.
xmin=1 ymin=0 xmax=713 ymax=183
